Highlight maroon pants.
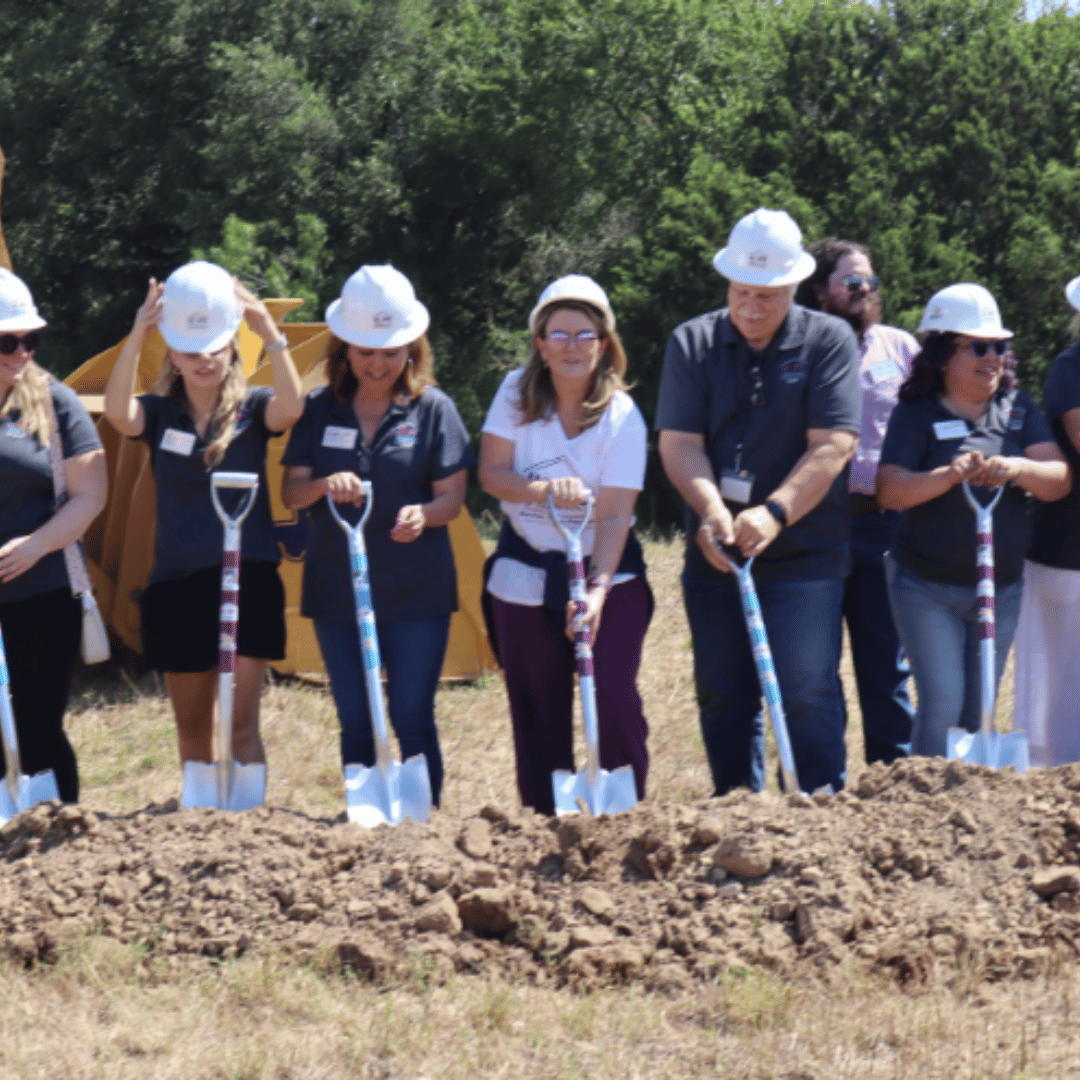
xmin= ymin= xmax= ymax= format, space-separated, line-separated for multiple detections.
xmin=491 ymin=577 xmax=651 ymax=815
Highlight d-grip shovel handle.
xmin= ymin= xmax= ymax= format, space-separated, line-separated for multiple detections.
xmin=721 ymin=542 xmax=751 ymax=571
xmin=961 ymin=481 xmax=1005 ymax=517
xmin=547 ymin=492 xmax=601 ymax=783
xmin=325 ymin=484 xmax=393 ymax=773
xmin=210 ymin=472 xmax=260 ymax=528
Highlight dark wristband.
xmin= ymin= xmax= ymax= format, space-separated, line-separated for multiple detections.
xmin=764 ymin=499 xmax=788 ymax=528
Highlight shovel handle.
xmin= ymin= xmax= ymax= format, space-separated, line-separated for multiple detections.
xmin=328 ymin=488 xmax=393 ymax=772
xmin=326 ymin=481 xmax=373 ymax=533
xmin=962 ymin=481 xmax=999 ymax=738
xmin=210 ymin=472 xmax=259 ymax=529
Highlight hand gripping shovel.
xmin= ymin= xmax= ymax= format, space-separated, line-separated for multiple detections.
xmin=946 ymin=482 xmax=1030 ymax=772
xmin=549 ymin=493 xmax=638 ymax=817
xmin=0 ymin=621 xmax=60 ymax=822
xmin=722 ymin=544 xmax=801 ymax=794
xmin=181 ymin=472 xmax=268 ymax=810
xmin=326 ymin=484 xmax=432 ymax=827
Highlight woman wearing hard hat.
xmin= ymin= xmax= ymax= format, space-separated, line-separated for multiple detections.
xmin=280 ymin=266 xmax=473 ymax=807
xmin=1013 ymin=274 xmax=1080 ymax=766
xmin=478 ymin=275 xmax=651 ymax=815
xmin=104 ymin=262 xmax=303 ymax=775
xmin=876 ymin=283 xmax=1069 ymax=758
xmin=0 ymin=269 xmax=107 ymax=801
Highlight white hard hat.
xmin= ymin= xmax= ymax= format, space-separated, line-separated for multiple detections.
xmin=159 ymin=261 xmax=242 ymax=353
xmin=1066 ymin=275 xmax=1080 ymax=313
xmin=325 ymin=265 xmax=430 ymax=349
xmin=0 ymin=268 xmax=47 ymax=332
xmin=917 ymin=283 xmax=1013 ymax=339
xmin=528 ymin=274 xmax=615 ymax=333
xmin=712 ymin=208 xmax=816 ymax=287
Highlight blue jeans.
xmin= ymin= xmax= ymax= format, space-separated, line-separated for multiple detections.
xmin=844 ymin=512 xmax=914 ymax=764
xmin=313 ymin=614 xmax=450 ymax=804
xmin=884 ymin=555 xmax=1023 ymax=758
xmin=683 ymin=570 xmax=847 ymax=795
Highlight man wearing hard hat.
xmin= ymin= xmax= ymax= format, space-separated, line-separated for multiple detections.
xmin=656 ymin=208 xmax=862 ymax=795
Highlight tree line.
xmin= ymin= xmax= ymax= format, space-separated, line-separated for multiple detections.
xmin=2 ymin=0 xmax=1078 ymax=524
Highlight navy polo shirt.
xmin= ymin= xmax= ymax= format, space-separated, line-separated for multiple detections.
xmin=280 ymin=385 xmax=475 ymax=621
xmin=1030 ymin=343 xmax=1080 ymax=571
xmin=655 ymin=303 xmax=861 ymax=582
xmin=0 ymin=382 xmax=102 ymax=603
xmin=880 ymin=388 xmax=1054 ymax=587
xmin=138 ymin=386 xmax=282 ymax=583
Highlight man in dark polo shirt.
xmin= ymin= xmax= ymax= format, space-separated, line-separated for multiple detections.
xmin=656 ymin=208 xmax=861 ymax=795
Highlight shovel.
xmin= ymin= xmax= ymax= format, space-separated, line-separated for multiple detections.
xmin=722 ymin=544 xmax=801 ymax=794
xmin=946 ymin=482 xmax=1029 ymax=772
xmin=549 ymin=492 xmax=638 ymax=817
xmin=181 ymin=472 xmax=268 ymax=810
xmin=0 ymin=621 xmax=60 ymax=823
xmin=326 ymin=484 xmax=432 ymax=827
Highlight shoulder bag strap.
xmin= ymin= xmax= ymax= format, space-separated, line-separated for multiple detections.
xmin=43 ymin=380 xmax=93 ymax=598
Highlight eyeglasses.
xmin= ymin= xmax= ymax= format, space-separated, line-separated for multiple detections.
xmin=545 ymin=330 xmax=601 ymax=347
xmin=840 ymin=274 xmax=879 ymax=294
xmin=0 ymin=330 xmax=42 ymax=357
xmin=965 ymin=339 xmax=1009 ymax=359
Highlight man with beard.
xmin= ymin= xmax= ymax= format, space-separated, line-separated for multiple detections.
xmin=795 ymin=238 xmax=916 ymax=765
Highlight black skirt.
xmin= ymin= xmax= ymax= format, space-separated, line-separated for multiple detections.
xmin=140 ymin=560 xmax=286 ymax=673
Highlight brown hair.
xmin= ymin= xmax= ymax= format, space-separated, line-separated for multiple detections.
xmin=325 ymin=334 xmax=436 ymax=406
xmin=153 ymin=339 xmax=247 ymax=469
xmin=0 ymin=358 xmax=52 ymax=445
xmin=515 ymin=302 xmax=629 ymax=431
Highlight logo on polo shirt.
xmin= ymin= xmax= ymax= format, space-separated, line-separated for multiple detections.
xmin=779 ymin=358 xmax=807 ymax=384
xmin=372 ymin=311 xmax=394 ymax=329
xmin=186 ymin=312 xmax=210 ymax=329
xmin=393 ymin=421 xmax=419 ymax=448
xmin=234 ymin=406 xmax=251 ymax=435
xmin=1007 ymin=406 xmax=1025 ymax=431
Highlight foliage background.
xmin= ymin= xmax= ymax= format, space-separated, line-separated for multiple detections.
xmin=1 ymin=0 xmax=1079 ymax=524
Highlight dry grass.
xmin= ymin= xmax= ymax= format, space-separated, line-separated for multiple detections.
xmin=14 ymin=534 xmax=1036 ymax=1080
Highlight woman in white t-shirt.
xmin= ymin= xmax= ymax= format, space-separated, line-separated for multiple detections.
xmin=478 ymin=275 xmax=651 ymax=814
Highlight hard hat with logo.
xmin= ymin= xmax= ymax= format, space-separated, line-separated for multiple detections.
xmin=528 ymin=274 xmax=615 ymax=333
xmin=712 ymin=208 xmax=816 ymax=287
xmin=1066 ymin=275 xmax=1080 ymax=313
xmin=917 ymin=283 xmax=1013 ymax=339
xmin=159 ymin=261 xmax=243 ymax=353
xmin=0 ymin=268 xmax=47 ymax=332
xmin=325 ymin=265 xmax=430 ymax=349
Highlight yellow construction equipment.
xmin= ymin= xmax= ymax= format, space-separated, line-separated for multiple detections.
xmin=1 ymin=144 xmax=495 ymax=679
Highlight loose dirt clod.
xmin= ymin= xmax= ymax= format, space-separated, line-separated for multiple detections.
xmin=3 ymin=758 xmax=1080 ymax=989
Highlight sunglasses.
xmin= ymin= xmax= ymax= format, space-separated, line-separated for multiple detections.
xmin=965 ymin=339 xmax=1009 ymax=359
xmin=0 ymin=330 xmax=42 ymax=357
xmin=840 ymin=274 xmax=880 ymax=294
xmin=546 ymin=329 xmax=602 ymax=346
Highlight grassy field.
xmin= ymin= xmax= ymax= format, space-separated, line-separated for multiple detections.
xmin=4 ymin=535 xmax=1045 ymax=1080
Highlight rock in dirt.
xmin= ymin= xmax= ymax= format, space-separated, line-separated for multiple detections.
xmin=713 ymin=836 xmax=774 ymax=879
xmin=1031 ymin=868 xmax=1080 ymax=898
xmin=458 ymin=819 xmax=493 ymax=860
xmin=457 ymin=887 xmax=516 ymax=935
xmin=414 ymin=892 xmax=462 ymax=935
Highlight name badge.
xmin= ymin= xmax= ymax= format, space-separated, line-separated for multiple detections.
xmin=160 ymin=428 xmax=196 ymax=456
xmin=933 ymin=419 xmax=969 ymax=441
xmin=322 ymin=425 xmax=359 ymax=450
xmin=720 ymin=469 xmax=754 ymax=504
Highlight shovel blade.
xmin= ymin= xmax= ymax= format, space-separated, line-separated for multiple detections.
xmin=0 ymin=770 xmax=60 ymax=824
xmin=947 ymin=728 xmax=1030 ymax=773
xmin=552 ymin=765 xmax=638 ymax=817
xmin=345 ymin=754 xmax=432 ymax=827
xmin=180 ymin=761 xmax=267 ymax=810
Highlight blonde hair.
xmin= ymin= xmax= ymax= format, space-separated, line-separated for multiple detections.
xmin=516 ymin=302 xmax=629 ymax=431
xmin=153 ymin=339 xmax=247 ymax=469
xmin=325 ymin=334 xmax=436 ymax=405
xmin=0 ymin=359 xmax=52 ymax=445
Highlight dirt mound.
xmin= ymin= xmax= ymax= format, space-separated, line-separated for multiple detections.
xmin=3 ymin=757 xmax=1080 ymax=990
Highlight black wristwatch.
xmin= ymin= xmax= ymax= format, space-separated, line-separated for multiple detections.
xmin=764 ymin=499 xmax=788 ymax=528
